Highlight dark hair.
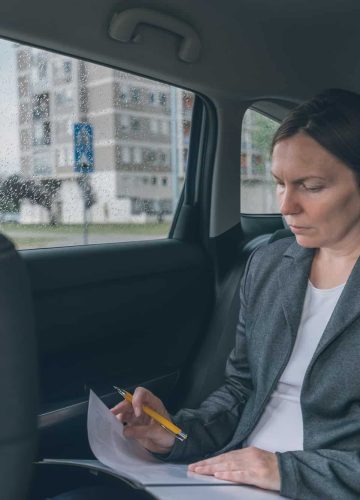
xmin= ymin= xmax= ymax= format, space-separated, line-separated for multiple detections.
xmin=271 ymin=88 xmax=360 ymax=183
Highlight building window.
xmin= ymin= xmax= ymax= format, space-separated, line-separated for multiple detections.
xmin=17 ymin=49 xmax=31 ymax=72
xmin=63 ymin=61 xmax=72 ymax=83
xmin=133 ymin=147 xmax=142 ymax=164
xmin=116 ymin=85 xmax=128 ymax=104
xmin=57 ymin=147 xmax=71 ymax=167
xmin=20 ymin=129 xmax=30 ymax=150
xmin=55 ymin=120 xmax=68 ymax=141
xmin=52 ymin=60 xmax=62 ymax=82
xmin=33 ymin=121 xmax=51 ymax=146
xmin=79 ymin=86 xmax=88 ymax=113
xmin=148 ymin=92 xmax=156 ymax=105
xmin=161 ymin=120 xmax=169 ymax=135
xmin=151 ymin=177 xmax=157 ymax=185
xmin=43 ymin=121 xmax=51 ymax=145
xmin=33 ymin=122 xmax=41 ymax=146
xmin=159 ymin=92 xmax=167 ymax=106
xmin=35 ymin=53 xmax=48 ymax=81
xmin=130 ymin=87 xmax=141 ymax=103
xmin=53 ymin=58 xmax=72 ymax=83
xmin=150 ymin=119 xmax=159 ymax=134
xmin=159 ymin=151 xmax=167 ymax=164
xmin=18 ymin=76 xmax=29 ymax=98
xmin=33 ymin=93 xmax=49 ymax=120
xmin=122 ymin=146 xmax=131 ymax=163
xmin=55 ymin=88 xmax=73 ymax=108
xmin=162 ymin=177 xmax=168 ymax=186
xmin=120 ymin=114 xmax=130 ymax=129
xmin=33 ymin=156 xmax=52 ymax=176
xmin=130 ymin=117 xmax=141 ymax=131
xmin=19 ymin=102 xmax=31 ymax=124
xmin=183 ymin=92 xmax=193 ymax=110
xmin=144 ymin=150 xmax=156 ymax=164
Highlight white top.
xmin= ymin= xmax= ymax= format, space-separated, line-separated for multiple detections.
xmin=244 ymin=280 xmax=345 ymax=453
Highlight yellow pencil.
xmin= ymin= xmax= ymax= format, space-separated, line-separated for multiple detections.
xmin=113 ymin=386 xmax=188 ymax=442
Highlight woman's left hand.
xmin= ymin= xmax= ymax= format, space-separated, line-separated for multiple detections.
xmin=188 ymin=447 xmax=280 ymax=491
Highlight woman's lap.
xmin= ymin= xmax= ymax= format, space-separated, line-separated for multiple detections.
xmin=49 ymin=484 xmax=149 ymax=499
xmin=50 ymin=485 xmax=120 ymax=499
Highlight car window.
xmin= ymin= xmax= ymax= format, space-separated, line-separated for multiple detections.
xmin=240 ymin=108 xmax=279 ymax=214
xmin=0 ymin=39 xmax=194 ymax=249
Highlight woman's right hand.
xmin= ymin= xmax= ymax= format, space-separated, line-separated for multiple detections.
xmin=110 ymin=386 xmax=176 ymax=454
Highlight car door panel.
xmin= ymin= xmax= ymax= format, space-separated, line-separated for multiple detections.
xmin=22 ymin=239 xmax=213 ymax=457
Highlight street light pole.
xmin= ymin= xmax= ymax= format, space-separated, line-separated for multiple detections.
xmin=83 ymin=173 xmax=88 ymax=245
xmin=170 ymin=86 xmax=178 ymax=215
xmin=74 ymin=122 xmax=94 ymax=244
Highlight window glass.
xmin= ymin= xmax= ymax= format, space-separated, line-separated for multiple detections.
xmin=240 ymin=108 xmax=280 ymax=213
xmin=0 ymin=39 xmax=194 ymax=248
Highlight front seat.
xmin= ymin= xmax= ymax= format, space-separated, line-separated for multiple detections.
xmin=0 ymin=234 xmax=38 ymax=499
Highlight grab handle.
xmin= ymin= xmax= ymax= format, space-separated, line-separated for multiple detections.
xmin=109 ymin=8 xmax=201 ymax=63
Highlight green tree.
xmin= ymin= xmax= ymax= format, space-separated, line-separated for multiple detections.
xmin=0 ymin=174 xmax=62 ymax=225
xmin=251 ymin=111 xmax=279 ymax=161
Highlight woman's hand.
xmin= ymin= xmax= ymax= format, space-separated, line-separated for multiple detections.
xmin=110 ymin=386 xmax=176 ymax=454
xmin=188 ymin=447 xmax=280 ymax=491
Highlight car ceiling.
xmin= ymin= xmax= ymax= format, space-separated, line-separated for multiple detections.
xmin=0 ymin=0 xmax=360 ymax=105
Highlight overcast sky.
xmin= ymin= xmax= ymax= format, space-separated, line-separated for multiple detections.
xmin=0 ymin=39 xmax=19 ymax=176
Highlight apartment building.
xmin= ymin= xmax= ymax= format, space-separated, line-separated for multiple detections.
xmin=240 ymin=108 xmax=279 ymax=213
xmin=16 ymin=46 xmax=192 ymax=224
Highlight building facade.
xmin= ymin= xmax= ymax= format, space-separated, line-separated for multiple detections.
xmin=16 ymin=46 xmax=192 ymax=224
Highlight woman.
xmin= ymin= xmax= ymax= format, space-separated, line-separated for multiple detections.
xmin=111 ymin=88 xmax=360 ymax=499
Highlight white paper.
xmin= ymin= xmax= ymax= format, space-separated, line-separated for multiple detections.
xmin=87 ymin=389 xmax=232 ymax=486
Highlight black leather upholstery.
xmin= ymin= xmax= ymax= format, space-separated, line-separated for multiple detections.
xmin=180 ymin=229 xmax=294 ymax=409
xmin=0 ymin=234 xmax=38 ymax=499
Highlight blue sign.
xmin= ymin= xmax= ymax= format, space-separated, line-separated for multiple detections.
xmin=74 ymin=123 xmax=94 ymax=173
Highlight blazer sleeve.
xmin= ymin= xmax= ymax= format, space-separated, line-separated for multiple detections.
xmin=277 ymin=449 xmax=360 ymax=499
xmin=155 ymin=249 xmax=259 ymax=464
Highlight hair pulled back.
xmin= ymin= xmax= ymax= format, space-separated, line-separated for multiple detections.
xmin=272 ymin=89 xmax=360 ymax=182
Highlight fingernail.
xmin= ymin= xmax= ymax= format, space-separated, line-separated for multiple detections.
xmin=134 ymin=408 xmax=140 ymax=417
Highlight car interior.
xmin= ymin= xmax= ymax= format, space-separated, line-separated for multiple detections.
xmin=1 ymin=0 xmax=359 ymax=498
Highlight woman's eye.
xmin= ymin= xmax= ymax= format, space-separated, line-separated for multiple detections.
xmin=303 ymin=185 xmax=324 ymax=192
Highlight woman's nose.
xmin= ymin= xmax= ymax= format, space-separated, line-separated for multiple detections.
xmin=278 ymin=189 xmax=300 ymax=215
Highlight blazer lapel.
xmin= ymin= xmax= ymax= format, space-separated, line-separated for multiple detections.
xmin=311 ymin=255 xmax=360 ymax=361
xmin=221 ymin=241 xmax=315 ymax=452
xmin=277 ymin=242 xmax=315 ymax=341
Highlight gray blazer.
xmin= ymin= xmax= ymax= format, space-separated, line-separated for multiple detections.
xmin=162 ymin=237 xmax=360 ymax=499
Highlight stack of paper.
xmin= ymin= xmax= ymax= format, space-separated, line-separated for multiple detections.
xmin=86 ymin=389 xmax=232 ymax=486
xmin=42 ymin=390 xmax=281 ymax=499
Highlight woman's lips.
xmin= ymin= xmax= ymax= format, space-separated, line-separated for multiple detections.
xmin=289 ymin=225 xmax=310 ymax=234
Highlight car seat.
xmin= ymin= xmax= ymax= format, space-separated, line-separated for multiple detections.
xmin=0 ymin=234 xmax=38 ymax=499
xmin=180 ymin=227 xmax=293 ymax=409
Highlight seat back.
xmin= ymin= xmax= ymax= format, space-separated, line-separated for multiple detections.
xmin=180 ymin=229 xmax=293 ymax=409
xmin=0 ymin=235 xmax=38 ymax=499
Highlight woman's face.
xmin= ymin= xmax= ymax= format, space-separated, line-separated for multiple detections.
xmin=271 ymin=132 xmax=360 ymax=249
